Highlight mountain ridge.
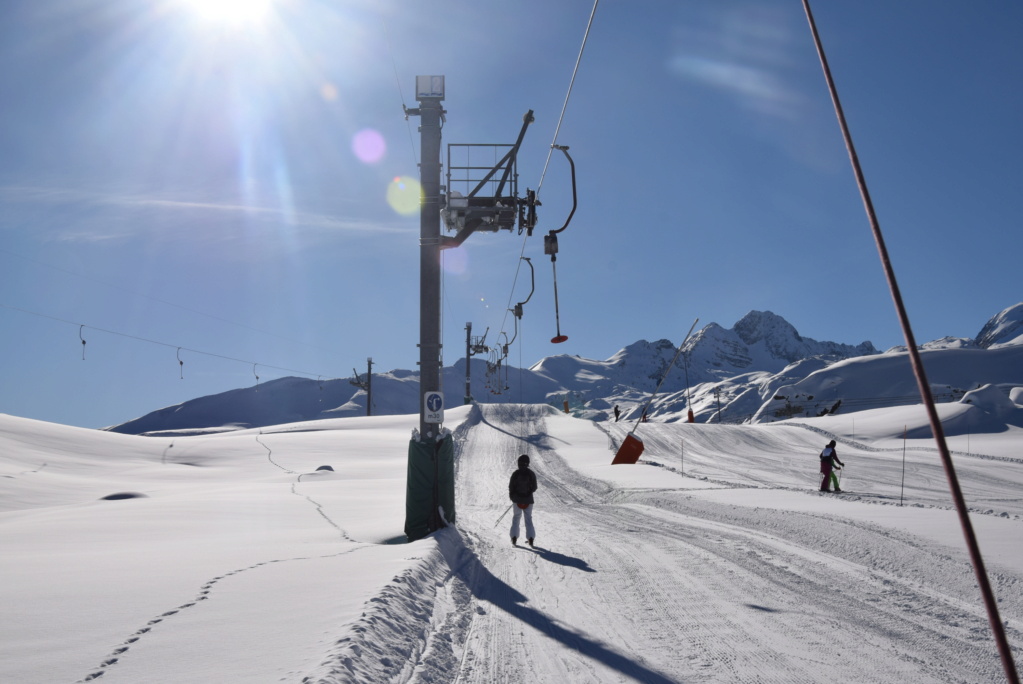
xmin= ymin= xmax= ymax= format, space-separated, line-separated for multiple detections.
xmin=107 ymin=303 xmax=1023 ymax=435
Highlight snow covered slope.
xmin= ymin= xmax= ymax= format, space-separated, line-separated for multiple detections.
xmin=2 ymin=404 xmax=1021 ymax=682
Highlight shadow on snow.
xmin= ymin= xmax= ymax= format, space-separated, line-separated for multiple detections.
xmin=436 ymin=527 xmax=676 ymax=684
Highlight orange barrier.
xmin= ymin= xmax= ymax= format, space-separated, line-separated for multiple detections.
xmin=612 ymin=434 xmax=645 ymax=464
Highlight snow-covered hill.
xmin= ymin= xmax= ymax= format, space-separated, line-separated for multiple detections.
xmin=3 ymin=402 xmax=1022 ymax=682
xmin=108 ymin=303 xmax=1023 ymax=434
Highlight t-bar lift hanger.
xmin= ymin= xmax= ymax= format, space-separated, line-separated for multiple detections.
xmin=544 ymin=145 xmax=577 ymax=344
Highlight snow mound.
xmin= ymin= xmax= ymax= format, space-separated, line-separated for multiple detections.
xmin=960 ymin=384 xmax=1023 ymax=422
xmin=1011 ymin=387 xmax=1023 ymax=407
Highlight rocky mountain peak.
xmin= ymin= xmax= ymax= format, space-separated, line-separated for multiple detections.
xmin=733 ymin=310 xmax=801 ymax=346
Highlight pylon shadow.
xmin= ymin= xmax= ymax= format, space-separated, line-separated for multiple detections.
xmin=435 ymin=528 xmax=677 ymax=683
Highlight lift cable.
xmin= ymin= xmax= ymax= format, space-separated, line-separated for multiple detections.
xmin=485 ymin=0 xmax=599 ymax=369
xmin=535 ymin=0 xmax=599 ymax=198
xmin=1 ymin=303 xmax=330 ymax=381
xmin=380 ymin=12 xmax=418 ymax=165
xmin=802 ymin=3 xmax=1019 ymax=682
xmin=0 ymin=248 xmax=345 ymax=360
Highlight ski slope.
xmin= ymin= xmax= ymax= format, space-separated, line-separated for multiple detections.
xmin=1 ymin=404 xmax=1021 ymax=682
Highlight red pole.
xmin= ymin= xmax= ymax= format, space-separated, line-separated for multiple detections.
xmin=802 ymin=3 xmax=1019 ymax=681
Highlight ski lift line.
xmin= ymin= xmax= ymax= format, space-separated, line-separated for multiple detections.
xmin=535 ymin=0 xmax=600 ymax=198
xmin=627 ymin=318 xmax=699 ymax=438
xmin=0 ymin=302 xmax=330 ymax=380
xmin=380 ymin=10 xmax=418 ymax=165
xmin=0 ymin=248 xmax=345 ymax=359
xmin=801 ymin=3 xmax=1019 ymax=682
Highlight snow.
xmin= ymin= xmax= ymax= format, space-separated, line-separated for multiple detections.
xmin=2 ymin=399 xmax=1022 ymax=683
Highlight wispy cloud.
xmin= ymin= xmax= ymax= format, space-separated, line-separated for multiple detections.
xmin=667 ymin=5 xmax=806 ymax=120
xmin=0 ymin=183 xmax=414 ymax=244
xmin=669 ymin=55 xmax=803 ymax=117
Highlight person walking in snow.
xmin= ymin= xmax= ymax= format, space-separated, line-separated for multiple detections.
xmin=509 ymin=454 xmax=538 ymax=547
xmin=614 ymin=405 xmax=621 ymax=422
xmin=819 ymin=439 xmax=845 ymax=492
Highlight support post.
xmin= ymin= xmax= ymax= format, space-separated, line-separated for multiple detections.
xmin=465 ymin=322 xmax=472 ymax=404
xmin=416 ymin=78 xmax=444 ymax=441
xmin=366 ymin=357 xmax=373 ymax=416
xmin=349 ymin=357 xmax=374 ymax=416
xmin=405 ymin=76 xmax=453 ymax=542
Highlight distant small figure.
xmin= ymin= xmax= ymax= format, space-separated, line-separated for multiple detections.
xmin=509 ymin=454 xmax=538 ymax=546
xmin=614 ymin=405 xmax=621 ymax=422
xmin=819 ymin=439 xmax=845 ymax=492
xmin=641 ymin=409 xmax=648 ymax=423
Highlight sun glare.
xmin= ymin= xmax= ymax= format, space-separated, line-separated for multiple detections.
xmin=181 ymin=0 xmax=275 ymax=27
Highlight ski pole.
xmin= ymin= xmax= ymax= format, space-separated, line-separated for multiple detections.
xmin=494 ymin=503 xmax=513 ymax=527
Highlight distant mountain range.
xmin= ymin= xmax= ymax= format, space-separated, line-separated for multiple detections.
xmin=107 ymin=303 xmax=1023 ymax=435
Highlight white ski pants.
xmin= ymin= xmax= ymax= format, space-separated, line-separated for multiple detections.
xmin=510 ymin=504 xmax=535 ymax=539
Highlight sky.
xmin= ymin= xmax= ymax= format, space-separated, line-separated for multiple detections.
xmin=2 ymin=0 xmax=1022 ymax=429
xmin=2 ymin=402 xmax=1022 ymax=681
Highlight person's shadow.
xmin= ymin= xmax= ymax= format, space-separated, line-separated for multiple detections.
xmin=436 ymin=528 xmax=676 ymax=683
xmin=528 ymin=546 xmax=596 ymax=573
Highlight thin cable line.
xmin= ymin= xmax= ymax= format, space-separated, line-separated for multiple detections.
xmin=380 ymin=9 xmax=418 ymax=165
xmin=497 ymin=0 xmax=600 ymax=344
xmin=1 ymin=303 xmax=329 ymax=379
xmin=0 ymin=248 xmax=342 ymax=358
xmin=535 ymin=0 xmax=599 ymax=197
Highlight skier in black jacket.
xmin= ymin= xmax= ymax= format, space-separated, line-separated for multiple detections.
xmin=509 ymin=454 xmax=538 ymax=546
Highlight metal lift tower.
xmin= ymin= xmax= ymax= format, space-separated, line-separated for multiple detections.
xmin=404 ymin=76 xmax=450 ymax=542
xmin=404 ymin=76 xmax=537 ymax=542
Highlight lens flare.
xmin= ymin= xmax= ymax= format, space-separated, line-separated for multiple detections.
xmin=386 ymin=176 xmax=421 ymax=216
xmin=320 ymin=83 xmax=339 ymax=102
xmin=352 ymin=129 xmax=386 ymax=164
xmin=442 ymin=246 xmax=468 ymax=275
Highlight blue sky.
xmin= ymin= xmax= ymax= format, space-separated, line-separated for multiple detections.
xmin=2 ymin=0 xmax=1021 ymax=429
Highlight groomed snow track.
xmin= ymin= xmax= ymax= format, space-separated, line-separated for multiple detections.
xmin=350 ymin=403 xmax=1020 ymax=684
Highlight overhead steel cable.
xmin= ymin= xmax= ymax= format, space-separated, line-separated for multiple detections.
xmin=0 ymin=248 xmax=343 ymax=358
xmin=535 ymin=0 xmax=599 ymax=198
xmin=1 ymin=302 xmax=329 ymax=380
xmin=380 ymin=11 xmax=418 ymax=165
xmin=496 ymin=0 xmax=600 ymax=347
xmin=802 ymin=3 xmax=1019 ymax=682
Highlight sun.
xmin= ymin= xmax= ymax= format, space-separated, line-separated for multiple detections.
xmin=180 ymin=0 xmax=276 ymax=27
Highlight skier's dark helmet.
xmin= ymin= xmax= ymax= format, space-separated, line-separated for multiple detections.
xmin=517 ymin=454 xmax=530 ymax=467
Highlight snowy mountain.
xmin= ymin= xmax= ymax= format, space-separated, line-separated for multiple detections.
xmin=107 ymin=304 xmax=1023 ymax=434
xmin=977 ymin=302 xmax=1023 ymax=348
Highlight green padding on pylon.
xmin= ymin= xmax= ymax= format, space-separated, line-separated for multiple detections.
xmin=404 ymin=434 xmax=456 ymax=542
xmin=437 ymin=434 xmax=456 ymax=525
